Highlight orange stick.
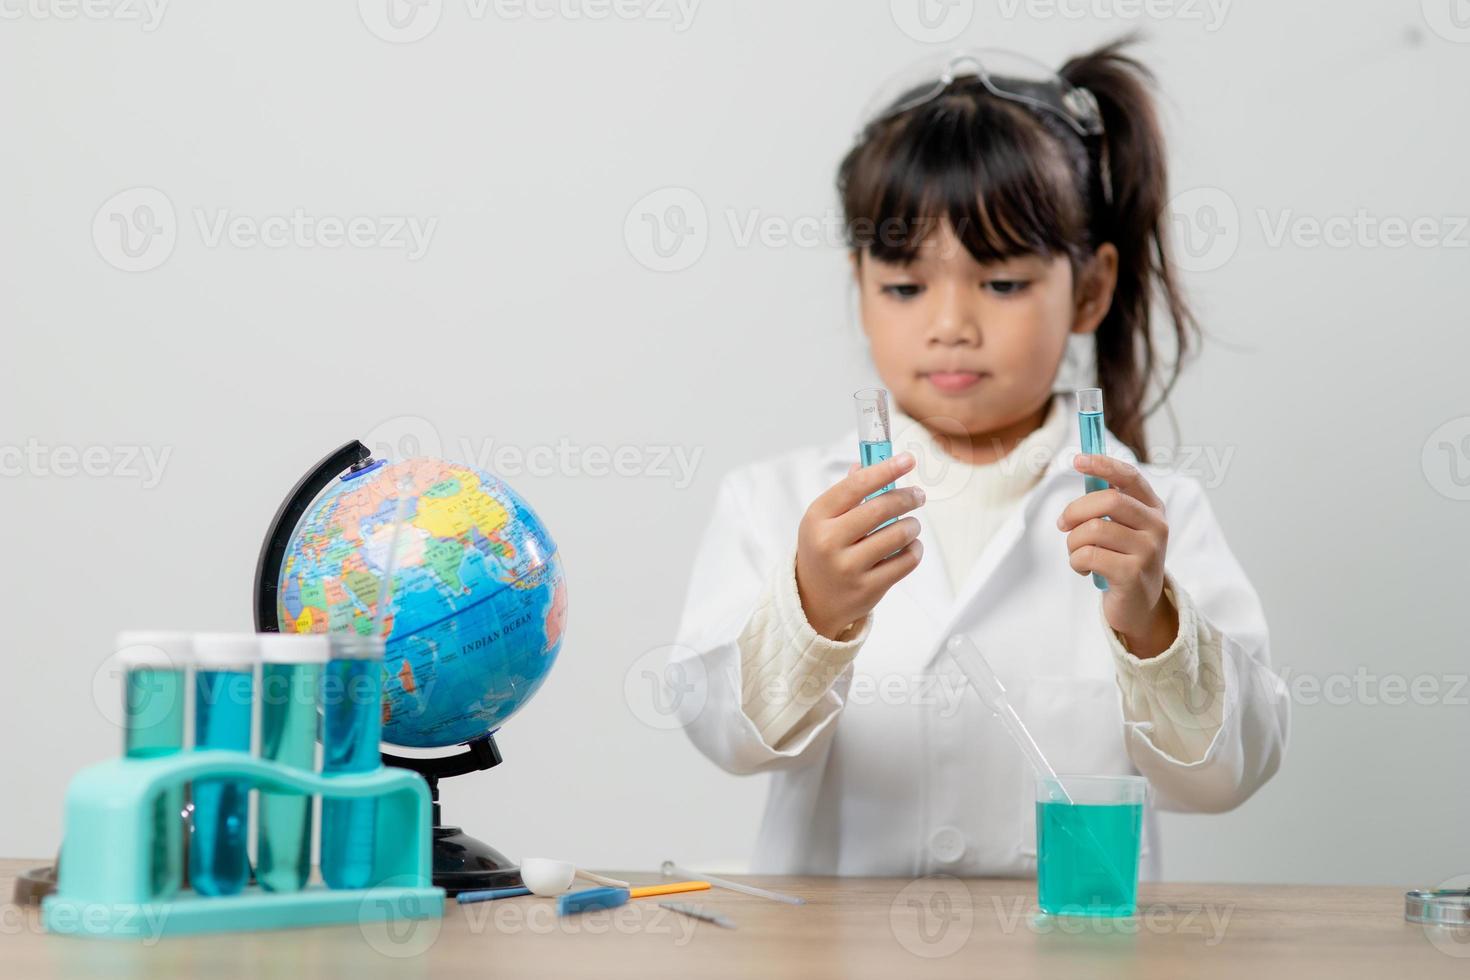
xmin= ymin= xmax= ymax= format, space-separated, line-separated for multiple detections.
xmin=628 ymin=881 xmax=711 ymax=900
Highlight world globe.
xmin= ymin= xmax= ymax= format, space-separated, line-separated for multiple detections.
xmin=274 ymin=456 xmax=567 ymax=748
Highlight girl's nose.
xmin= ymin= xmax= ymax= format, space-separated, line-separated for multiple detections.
xmin=927 ymin=283 xmax=981 ymax=347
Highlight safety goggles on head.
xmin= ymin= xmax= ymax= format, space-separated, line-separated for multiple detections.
xmin=859 ymin=48 xmax=1104 ymax=137
xmin=857 ymin=49 xmax=1111 ymax=206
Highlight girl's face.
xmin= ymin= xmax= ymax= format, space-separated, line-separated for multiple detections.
xmin=855 ymin=220 xmax=1117 ymax=455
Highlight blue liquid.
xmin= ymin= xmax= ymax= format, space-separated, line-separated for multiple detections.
xmin=859 ymin=439 xmax=899 ymax=534
xmin=321 ymin=657 xmax=382 ymax=889
xmin=1078 ymin=410 xmax=1110 ymax=592
xmin=859 ymin=440 xmax=894 ymax=497
xmin=124 ymin=668 xmax=185 ymax=900
xmin=257 ymin=661 xmax=318 ymax=893
xmin=191 ymin=669 xmax=253 ymax=896
xmin=1036 ymin=801 xmax=1142 ymax=917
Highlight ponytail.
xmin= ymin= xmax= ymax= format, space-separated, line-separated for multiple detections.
xmin=1061 ymin=38 xmax=1196 ymax=459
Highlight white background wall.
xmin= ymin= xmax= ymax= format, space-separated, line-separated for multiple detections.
xmin=2 ymin=0 xmax=1468 ymax=887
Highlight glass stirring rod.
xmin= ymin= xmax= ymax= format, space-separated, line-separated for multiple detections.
xmin=945 ymin=635 xmax=1072 ymax=803
xmin=947 ymin=634 xmax=1132 ymax=899
xmin=660 ymin=861 xmax=805 ymax=905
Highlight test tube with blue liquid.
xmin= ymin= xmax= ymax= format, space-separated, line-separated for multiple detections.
xmin=321 ymin=633 xmax=385 ymax=890
xmin=855 ymin=387 xmax=897 ymax=531
xmin=1077 ymin=387 xmax=1110 ymax=592
xmin=256 ymin=633 xmax=327 ymax=893
xmin=116 ymin=631 xmax=190 ymax=900
xmin=189 ymin=633 xmax=258 ymax=896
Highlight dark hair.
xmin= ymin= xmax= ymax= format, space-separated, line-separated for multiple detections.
xmin=836 ymin=38 xmax=1196 ymax=458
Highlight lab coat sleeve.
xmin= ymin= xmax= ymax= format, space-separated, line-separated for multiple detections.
xmin=671 ymin=470 xmax=866 ymax=775
xmin=1108 ymin=477 xmax=1290 ymax=813
xmin=740 ymin=549 xmax=870 ymax=746
xmin=1103 ymin=573 xmax=1221 ymax=763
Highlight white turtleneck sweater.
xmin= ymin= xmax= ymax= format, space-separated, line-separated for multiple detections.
xmin=736 ymin=396 xmax=1225 ymax=765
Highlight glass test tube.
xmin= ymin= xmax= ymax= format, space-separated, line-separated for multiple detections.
xmin=321 ymin=633 xmax=385 ymax=890
xmin=189 ymin=633 xmax=257 ymax=896
xmin=116 ymin=631 xmax=190 ymax=900
xmin=256 ymin=633 xmax=327 ymax=893
xmin=1076 ymin=387 xmax=1110 ymax=592
xmin=855 ymin=388 xmax=901 ymax=535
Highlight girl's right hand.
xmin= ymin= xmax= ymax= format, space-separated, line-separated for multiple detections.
xmin=795 ymin=452 xmax=925 ymax=640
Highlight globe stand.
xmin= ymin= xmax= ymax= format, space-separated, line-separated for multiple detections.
xmin=382 ymin=735 xmax=523 ymax=895
xmin=254 ymin=441 xmax=526 ymax=897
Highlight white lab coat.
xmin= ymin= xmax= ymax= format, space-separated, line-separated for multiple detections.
xmin=673 ymin=415 xmax=1289 ymax=878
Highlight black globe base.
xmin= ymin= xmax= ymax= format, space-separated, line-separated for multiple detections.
xmin=380 ymin=734 xmax=519 ymax=896
xmin=431 ymin=822 xmax=521 ymax=895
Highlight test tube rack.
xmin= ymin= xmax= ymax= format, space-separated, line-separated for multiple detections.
xmin=41 ymin=750 xmax=443 ymax=939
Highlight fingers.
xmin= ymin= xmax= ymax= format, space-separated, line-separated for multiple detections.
xmin=1066 ymin=517 xmax=1149 ymax=559
xmin=813 ymin=452 xmax=916 ymax=518
xmin=835 ymin=484 xmax=926 ymax=543
xmin=1073 ymin=454 xmax=1163 ymax=509
xmin=817 ymin=449 xmax=917 ymax=517
xmin=1057 ymin=487 xmax=1163 ymax=533
xmin=851 ymin=515 xmax=922 ymax=569
xmin=867 ymin=537 xmax=923 ymax=588
xmin=1067 ymin=541 xmax=1137 ymax=583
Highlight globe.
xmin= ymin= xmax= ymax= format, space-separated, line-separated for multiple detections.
xmin=274 ymin=456 xmax=567 ymax=748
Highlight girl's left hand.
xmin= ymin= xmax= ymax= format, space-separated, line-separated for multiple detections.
xmin=1057 ymin=454 xmax=1179 ymax=658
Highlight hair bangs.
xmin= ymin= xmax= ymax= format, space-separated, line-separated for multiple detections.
xmin=841 ymin=91 xmax=1091 ymax=267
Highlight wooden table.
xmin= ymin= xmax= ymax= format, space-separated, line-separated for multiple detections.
xmin=3 ymin=858 xmax=1462 ymax=979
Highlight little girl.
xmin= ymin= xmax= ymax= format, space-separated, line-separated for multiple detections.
xmin=673 ymin=42 xmax=1288 ymax=878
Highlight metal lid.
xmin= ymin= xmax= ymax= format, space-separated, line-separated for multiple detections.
xmin=1406 ymin=889 xmax=1470 ymax=927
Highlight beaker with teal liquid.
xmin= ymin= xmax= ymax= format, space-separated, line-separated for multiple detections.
xmin=1035 ymin=774 xmax=1145 ymax=917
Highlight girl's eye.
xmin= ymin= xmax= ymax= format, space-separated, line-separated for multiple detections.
xmin=983 ymin=279 xmax=1031 ymax=296
xmin=880 ymin=283 xmax=924 ymax=299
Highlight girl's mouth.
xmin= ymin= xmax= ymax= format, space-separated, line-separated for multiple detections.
xmin=923 ymin=371 xmax=985 ymax=394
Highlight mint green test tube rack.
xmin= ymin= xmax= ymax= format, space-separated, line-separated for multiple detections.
xmin=42 ymin=750 xmax=443 ymax=939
